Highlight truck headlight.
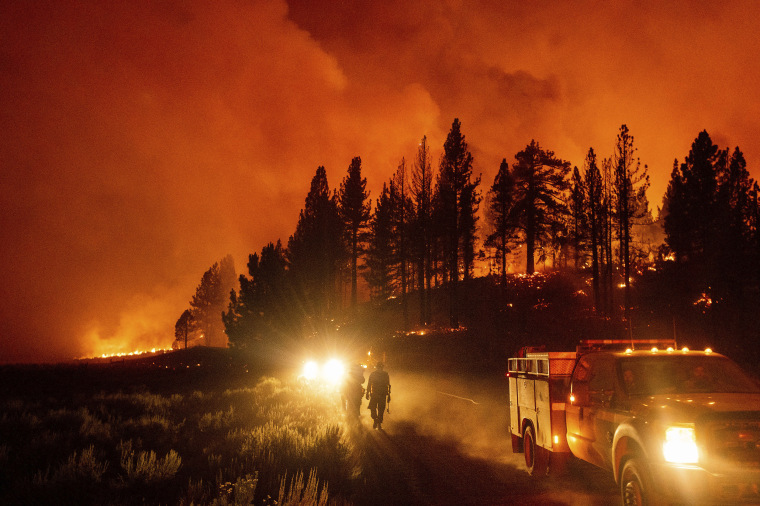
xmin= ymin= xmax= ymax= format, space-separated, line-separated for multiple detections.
xmin=322 ymin=358 xmax=345 ymax=385
xmin=302 ymin=360 xmax=319 ymax=381
xmin=663 ymin=425 xmax=698 ymax=464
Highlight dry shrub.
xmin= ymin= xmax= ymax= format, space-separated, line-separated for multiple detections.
xmin=34 ymin=445 xmax=109 ymax=485
xmin=198 ymin=407 xmax=235 ymax=432
xmin=119 ymin=440 xmax=182 ymax=484
xmin=79 ymin=410 xmax=112 ymax=441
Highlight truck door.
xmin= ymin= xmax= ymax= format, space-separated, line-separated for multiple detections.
xmin=587 ymin=357 xmax=616 ymax=470
xmin=566 ymin=356 xmax=594 ymax=461
xmin=566 ymin=354 xmax=616 ymax=469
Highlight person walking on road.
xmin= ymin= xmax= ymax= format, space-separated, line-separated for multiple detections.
xmin=342 ymin=363 xmax=366 ymax=417
xmin=366 ymin=361 xmax=391 ymax=429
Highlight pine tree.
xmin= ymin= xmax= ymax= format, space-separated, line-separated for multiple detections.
xmin=663 ymin=132 xmax=759 ymax=302
xmin=223 ymin=242 xmax=288 ymax=348
xmin=391 ymin=159 xmax=414 ymax=329
xmin=485 ymin=159 xmax=517 ymax=285
xmin=438 ymin=118 xmax=478 ymax=327
xmin=189 ymin=255 xmax=237 ymax=347
xmin=583 ymin=149 xmax=604 ymax=311
xmin=570 ymin=166 xmax=586 ymax=269
xmin=411 ymin=136 xmax=434 ymax=325
xmin=460 ymin=175 xmax=481 ymax=280
xmin=613 ymin=125 xmax=650 ymax=322
xmin=601 ymin=157 xmax=615 ymax=316
xmin=663 ymin=131 xmax=722 ymax=297
xmin=338 ymin=157 xmax=371 ymax=309
xmin=663 ymin=159 xmax=689 ymax=261
xmin=751 ymin=183 xmax=760 ymax=287
xmin=364 ymin=185 xmax=395 ymax=300
xmin=173 ymin=310 xmax=193 ymax=350
xmin=287 ymin=167 xmax=344 ymax=333
xmin=719 ymin=148 xmax=754 ymax=276
xmin=511 ymin=140 xmax=571 ymax=274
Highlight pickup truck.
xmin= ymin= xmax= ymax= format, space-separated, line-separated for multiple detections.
xmin=508 ymin=340 xmax=760 ymax=505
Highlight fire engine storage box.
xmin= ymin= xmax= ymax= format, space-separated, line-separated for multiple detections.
xmin=508 ymin=352 xmax=576 ymax=453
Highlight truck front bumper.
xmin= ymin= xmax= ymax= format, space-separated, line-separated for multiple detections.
xmin=650 ymin=462 xmax=760 ymax=504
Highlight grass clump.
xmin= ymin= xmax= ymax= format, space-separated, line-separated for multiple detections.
xmin=120 ymin=442 xmax=182 ymax=484
xmin=278 ymin=468 xmax=329 ymax=506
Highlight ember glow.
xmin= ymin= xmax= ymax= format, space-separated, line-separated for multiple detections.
xmin=80 ymin=348 xmax=172 ymax=361
xmin=694 ymin=292 xmax=714 ymax=310
xmin=1 ymin=0 xmax=759 ymax=363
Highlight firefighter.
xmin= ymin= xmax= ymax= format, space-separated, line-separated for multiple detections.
xmin=366 ymin=361 xmax=391 ymax=429
xmin=342 ymin=363 xmax=365 ymax=417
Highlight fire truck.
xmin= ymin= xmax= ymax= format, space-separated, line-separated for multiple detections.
xmin=509 ymin=340 xmax=760 ymax=505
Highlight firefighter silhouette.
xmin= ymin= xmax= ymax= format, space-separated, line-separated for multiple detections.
xmin=366 ymin=362 xmax=391 ymax=429
xmin=342 ymin=364 xmax=365 ymax=417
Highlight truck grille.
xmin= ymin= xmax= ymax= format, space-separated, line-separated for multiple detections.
xmin=704 ymin=416 xmax=760 ymax=470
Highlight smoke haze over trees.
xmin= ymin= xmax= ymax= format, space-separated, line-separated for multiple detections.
xmin=214 ymin=122 xmax=759 ymax=360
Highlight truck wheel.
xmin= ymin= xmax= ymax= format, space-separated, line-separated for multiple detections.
xmin=523 ymin=425 xmax=547 ymax=477
xmin=620 ymin=458 xmax=651 ymax=506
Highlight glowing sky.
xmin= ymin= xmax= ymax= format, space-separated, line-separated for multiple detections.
xmin=1 ymin=0 xmax=758 ymax=363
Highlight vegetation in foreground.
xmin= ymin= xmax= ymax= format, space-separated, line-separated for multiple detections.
xmin=0 ymin=365 xmax=359 ymax=506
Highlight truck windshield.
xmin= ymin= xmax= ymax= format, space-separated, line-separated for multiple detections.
xmin=617 ymin=356 xmax=760 ymax=395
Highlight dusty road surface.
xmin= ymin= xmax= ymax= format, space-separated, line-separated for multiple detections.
xmin=347 ymin=369 xmax=620 ymax=506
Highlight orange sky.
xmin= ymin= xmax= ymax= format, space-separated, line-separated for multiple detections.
xmin=1 ymin=0 xmax=759 ymax=363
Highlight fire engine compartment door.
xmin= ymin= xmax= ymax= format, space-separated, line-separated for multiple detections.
xmin=534 ymin=378 xmax=551 ymax=448
xmin=511 ymin=375 xmax=551 ymax=449
xmin=509 ymin=376 xmax=520 ymax=436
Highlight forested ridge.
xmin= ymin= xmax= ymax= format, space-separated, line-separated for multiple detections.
xmin=175 ymin=120 xmax=760 ymax=368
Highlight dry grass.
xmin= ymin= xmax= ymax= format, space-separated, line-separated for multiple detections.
xmin=0 ymin=369 xmax=358 ymax=505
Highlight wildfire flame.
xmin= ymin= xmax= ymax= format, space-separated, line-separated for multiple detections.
xmin=77 ymin=347 xmax=172 ymax=360
xmin=98 ymin=348 xmax=171 ymax=359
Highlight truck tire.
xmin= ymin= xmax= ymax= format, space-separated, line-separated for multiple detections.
xmin=620 ymin=458 xmax=652 ymax=506
xmin=523 ymin=425 xmax=547 ymax=477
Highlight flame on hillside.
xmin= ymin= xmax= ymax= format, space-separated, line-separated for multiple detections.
xmin=98 ymin=348 xmax=171 ymax=359
xmin=77 ymin=347 xmax=172 ymax=360
xmin=77 ymin=294 xmax=178 ymax=360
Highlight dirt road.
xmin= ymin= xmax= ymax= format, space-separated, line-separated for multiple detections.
xmin=348 ymin=370 xmax=620 ymax=505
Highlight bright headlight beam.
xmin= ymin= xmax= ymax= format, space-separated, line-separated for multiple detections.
xmin=322 ymin=358 xmax=345 ymax=384
xmin=663 ymin=426 xmax=699 ymax=464
xmin=302 ymin=360 xmax=319 ymax=381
